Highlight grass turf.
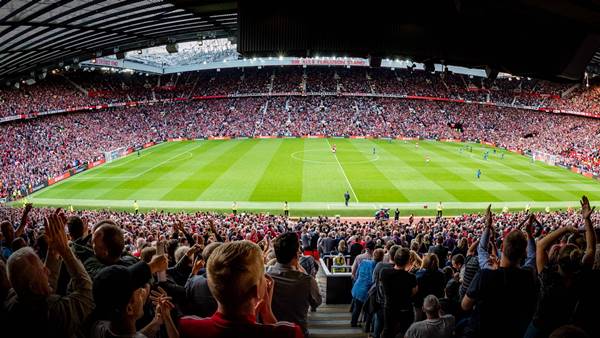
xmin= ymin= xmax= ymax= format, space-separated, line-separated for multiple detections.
xmin=22 ymin=138 xmax=600 ymax=216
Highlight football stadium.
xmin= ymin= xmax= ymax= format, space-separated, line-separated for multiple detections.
xmin=29 ymin=138 xmax=600 ymax=216
xmin=1 ymin=1 xmax=600 ymax=338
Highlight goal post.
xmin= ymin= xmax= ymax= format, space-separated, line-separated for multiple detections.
xmin=104 ymin=146 xmax=130 ymax=163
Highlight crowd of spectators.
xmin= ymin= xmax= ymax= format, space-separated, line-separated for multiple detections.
xmin=0 ymin=195 xmax=599 ymax=338
xmin=3 ymin=93 xmax=600 ymax=200
xmin=2 ymin=67 xmax=598 ymax=119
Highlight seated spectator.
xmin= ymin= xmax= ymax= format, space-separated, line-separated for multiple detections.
xmin=266 ymin=232 xmax=322 ymax=336
xmin=4 ymin=212 xmax=94 ymax=338
xmin=178 ymin=241 xmax=304 ymax=338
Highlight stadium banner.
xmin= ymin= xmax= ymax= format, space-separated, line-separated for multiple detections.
xmin=48 ymin=171 xmax=71 ymax=186
xmin=303 ymin=135 xmax=325 ymax=138
xmin=350 ymin=136 xmax=366 ymax=139
xmin=440 ymin=138 xmax=463 ymax=143
xmin=582 ymin=172 xmax=594 ymax=178
xmin=191 ymin=95 xmax=228 ymax=100
xmin=396 ymin=137 xmax=418 ymax=141
xmin=405 ymin=95 xmax=466 ymax=104
xmin=290 ymin=58 xmax=368 ymax=67
xmin=167 ymin=138 xmax=188 ymax=142
xmin=143 ymin=142 xmax=155 ymax=149
xmin=87 ymin=159 xmax=106 ymax=169
xmin=481 ymin=141 xmax=496 ymax=147
xmin=73 ymin=164 xmax=87 ymax=174
xmin=31 ymin=181 xmax=48 ymax=193
xmin=208 ymin=136 xmax=231 ymax=140
xmin=256 ymin=135 xmax=277 ymax=139
xmin=571 ymin=167 xmax=580 ymax=174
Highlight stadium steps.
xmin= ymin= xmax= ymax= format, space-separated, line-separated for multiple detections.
xmin=308 ymin=304 xmax=368 ymax=338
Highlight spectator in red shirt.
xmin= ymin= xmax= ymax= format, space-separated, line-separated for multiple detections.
xmin=178 ymin=241 xmax=303 ymax=338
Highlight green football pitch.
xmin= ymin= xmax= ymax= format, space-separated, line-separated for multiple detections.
xmin=24 ymin=138 xmax=600 ymax=216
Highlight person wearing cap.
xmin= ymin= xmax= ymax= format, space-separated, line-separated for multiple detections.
xmin=179 ymin=241 xmax=303 ymax=338
xmin=91 ymin=254 xmax=173 ymax=338
xmin=4 ymin=212 xmax=94 ymax=338
xmin=266 ymin=232 xmax=322 ymax=336
xmin=404 ymin=295 xmax=455 ymax=338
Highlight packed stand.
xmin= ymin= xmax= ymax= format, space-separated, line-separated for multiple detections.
xmin=1 ymin=195 xmax=599 ymax=338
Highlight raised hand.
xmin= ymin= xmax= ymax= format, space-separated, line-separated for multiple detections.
xmin=580 ymin=195 xmax=595 ymax=220
xmin=148 ymin=254 xmax=168 ymax=274
xmin=45 ymin=213 xmax=70 ymax=257
xmin=485 ymin=204 xmax=493 ymax=229
xmin=191 ymin=256 xmax=205 ymax=276
xmin=525 ymin=213 xmax=536 ymax=238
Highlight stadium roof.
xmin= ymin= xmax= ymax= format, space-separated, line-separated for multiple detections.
xmin=0 ymin=0 xmax=599 ymax=82
xmin=0 ymin=0 xmax=237 ymax=80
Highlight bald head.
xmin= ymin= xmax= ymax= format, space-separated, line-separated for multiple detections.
xmin=7 ymin=247 xmax=50 ymax=297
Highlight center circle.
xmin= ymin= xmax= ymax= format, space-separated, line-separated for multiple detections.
xmin=290 ymin=149 xmax=380 ymax=164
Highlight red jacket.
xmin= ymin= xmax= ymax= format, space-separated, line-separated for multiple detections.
xmin=179 ymin=312 xmax=303 ymax=338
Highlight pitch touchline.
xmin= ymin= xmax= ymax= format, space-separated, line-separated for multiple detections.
xmin=326 ymin=139 xmax=359 ymax=203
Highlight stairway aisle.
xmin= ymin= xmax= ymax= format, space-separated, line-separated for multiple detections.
xmin=308 ymin=304 xmax=368 ymax=338
xmin=309 ymin=268 xmax=368 ymax=338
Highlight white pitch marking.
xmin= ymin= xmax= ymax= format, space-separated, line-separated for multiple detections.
xmin=326 ymin=139 xmax=359 ymax=203
xmin=131 ymin=144 xmax=203 ymax=178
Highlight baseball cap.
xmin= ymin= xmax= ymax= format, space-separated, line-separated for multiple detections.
xmin=93 ymin=262 xmax=151 ymax=319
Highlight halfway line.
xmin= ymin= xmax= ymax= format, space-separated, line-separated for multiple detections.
xmin=326 ymin=138 xmax=359 ymax=203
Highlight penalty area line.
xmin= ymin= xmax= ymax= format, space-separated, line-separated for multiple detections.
xmin=326 ymin=139 xmax=360 ymax=203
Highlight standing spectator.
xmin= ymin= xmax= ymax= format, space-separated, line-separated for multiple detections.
xmin=414 ymin=253 xmax=445 ymax=321
xmin=80 ymin=220 xmax=138 ymax=279
xmin=179 ymin=241 xmax=304 ymax=338
xmin=428 ymin=235 xmax=449 ymax=267
xmin=185 ymin=242 xmax=222 ymax=317
xmin=91 ymin=255 xmax=175 ymax=338
xmin=351 ymin=248 xmax=383 ymax=327
xmin=461 ymin=206 xmax=537 ymax=338
xmin=527 ymin=196 xmax=598 ymax=338
xmin=4 ymin=212 xmax=94 ymax=338
xmin=405 ymin=295 xmax=454 ymax=338
xmin=266 ymin=232 xmax=322 ymax=336
xmin=380 ymin=248 xmax=417 ymax=338
xmin=352 ymin=240 xmax=375 ymax=279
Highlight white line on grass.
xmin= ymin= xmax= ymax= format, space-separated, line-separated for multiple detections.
xmin=131 ymin=143 xmax=204 ymax=178
xmin=326 ymin=139 xmax=359 ymax=203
